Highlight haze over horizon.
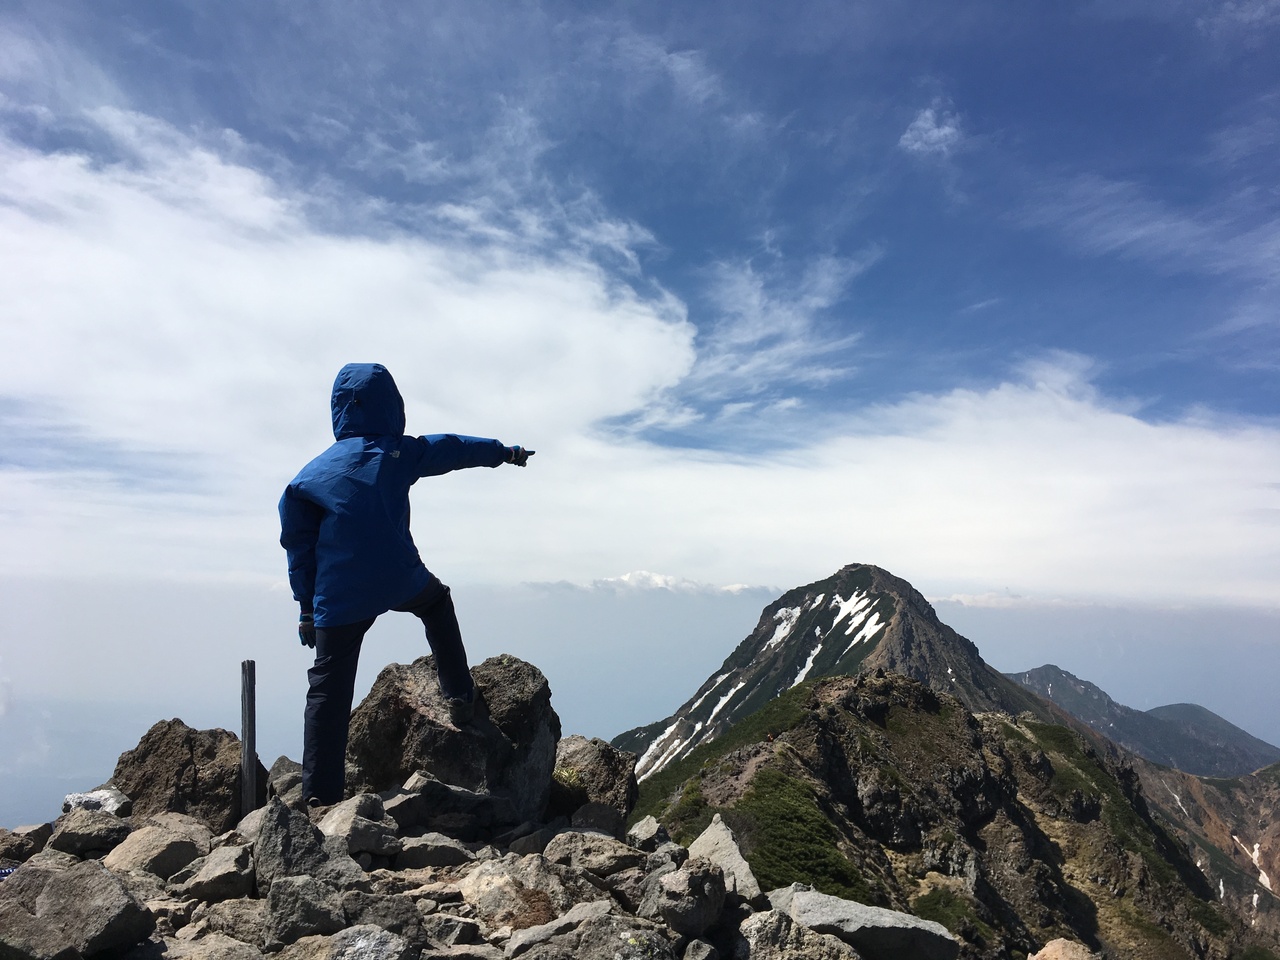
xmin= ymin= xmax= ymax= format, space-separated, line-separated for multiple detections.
xmin=2 ymin=1 xmax=1278 ymax=825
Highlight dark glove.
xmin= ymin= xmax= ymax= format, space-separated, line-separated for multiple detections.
xmin=299 ymin=613 xmax=316 ymax=648
xmin=506 ymin=445 xmax=535 ymax=467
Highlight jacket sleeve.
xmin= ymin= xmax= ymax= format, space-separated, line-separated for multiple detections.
xmin=279 ymin=485 xmax=323 ymax=612
xmin=411 ymin=434 xmax=509 ymax=478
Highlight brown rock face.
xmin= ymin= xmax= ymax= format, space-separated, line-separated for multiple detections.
xmin=346 ymin=654 xmax=561 ymax=823
xmin=111 ymin=719 xmax=267 ymax=834
xmin=547 ymin=735 xmax=639 ymax=820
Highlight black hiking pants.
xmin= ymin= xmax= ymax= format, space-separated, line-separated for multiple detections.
xmin=301 ymin=576 xmax=475 ymax=805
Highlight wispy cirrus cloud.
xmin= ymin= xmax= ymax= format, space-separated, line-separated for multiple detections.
xmin=898 ymin=103 xmax=964 ymax=158
xmin=612 ymin=251 xmax=880 ymax=437
xmin=1023 ymin=173 xmax=1280 ymax=283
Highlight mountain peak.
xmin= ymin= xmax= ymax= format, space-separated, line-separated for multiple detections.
xmin=614 ymin=563 xmax=1048 ymax=780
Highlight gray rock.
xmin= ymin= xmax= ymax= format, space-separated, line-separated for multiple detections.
xmin=569 ymin=802 xmax=625 ymax=839
xmin=235 ymin=805 xmax=270 ymax=844
xmin=776 ymin=887 xmax=958 ymax=960
xmin=189 ymin=895 xmax=268 ymax=947
xmin=0 ymin=898 xmax=80 ymax=960
xmin=603 ymin=865 xmax=648 ymax=913
xmin=505 ymin=899 xmax=612 ymax=956
xmin=0 ymin=823 xmax=52 ymax=864
xmin=144 ymin=893 xmax=197 ymax=937
xmin=20 ymin=847 xmax=81 ymax=871
xmin=121 ymin=931 xmax=266 ymax=958
xmin=530 ymin=912 xmax=677 ymax=960
xmin=266 ymin=874 xmax=346 ymax=948
xmin=341 ymin=890 xmax=428 ymax=947
xmin=48 ymin=806 xmax=133 ymax=857
xmin=268 ymin=756 xmax=305 ymax=808
xmin=419 ymin=911 xmax=484 ymax=946
xmin=684 ymin=939 xmax=720 ymax=960
xmin=382 ymin=773 xmax=519 ymax=835
xmin=111 ymin=719 xmax=268 ymax=834
xmin=417 ymin=943 xmax=505 ymax=960
xmin=688 ymin=815 xmax=761 ymax=903
xmin=457 ymin=852 xmax=610 ymax=929
xmin=397 ymin=832 xmax=476 ymax=869
xmin=104 ymin=824 xmax=203 ymax=879
xmin=643 ymin=857 xmax=726 ymax=938
xmin=347 ymin=654 xmax=560 ymax=824
xmin=508 ymin=826 xmax=562 ymax=856
xmin=253 ymin=798 xmax=367 ymax=896
xmin=541 ymin=831 xmax=646 ymax=880
xmin=63 ymin=786 xmax=133 ymax=816
xmin=649 ymin=842 xmax=689 ymax=871
xmin=0 ymin=858 xmax=155 ymax=957
xmin=625 ymin=816 xmax=670 ymax=852
xmin=317 ymin=794 xmax=402 ymax=858
xmin=115 ymin=867 xmax=168 ymax=906
xmin=274 ymin=923 xmax=414 ymax=960
xmin=733 ymin=909 xmax=860 ymax=960
xmin=547 ymin=736 xmax=638 ymax=820
xmin=143 ymin=812 xmax=214 ymax=854
xmin=171 ymin=843 xmax=255 ymax=901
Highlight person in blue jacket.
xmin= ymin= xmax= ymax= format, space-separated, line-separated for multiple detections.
xmin=279 ymin=362 xmax=533 ymax=806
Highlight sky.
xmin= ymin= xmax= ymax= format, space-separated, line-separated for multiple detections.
xmin=2 ymin=0 xmax=1279 ymax=825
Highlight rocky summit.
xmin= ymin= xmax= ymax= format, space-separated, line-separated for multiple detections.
xmin=0 ymin=651 xmax=972 ymax=960
xmin=613 ymin=563 xmax=1057 ymax=782
xmin=1 ymin=566 xmax=1278 ymax=960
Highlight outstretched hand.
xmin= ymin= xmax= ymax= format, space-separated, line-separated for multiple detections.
xmin=507 ymin=445 xmax=535 ymax=467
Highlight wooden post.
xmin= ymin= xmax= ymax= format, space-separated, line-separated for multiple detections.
xmin=241 ymin=659 xmax=258 ymax=815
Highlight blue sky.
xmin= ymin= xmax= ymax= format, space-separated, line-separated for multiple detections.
xmin=2 ymin=1 xmax=1280 ymax=822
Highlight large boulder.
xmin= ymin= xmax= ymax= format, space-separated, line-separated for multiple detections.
xmin=541 ymin=831 xmax=647 ymax=880
xmin=688 ymin=814 xmax=762 ymax=903
xmin=638 ymin=856 xmax=726 ymax=938
xmin=253 ymin=798 xmax=368 ymax=896
xmin=0 ymin=859 xmax=155 ymax=957
xmin=769 ymin=885 xmax=958 ymax=960
xmin=0 ymin=823 xmax=52 ymax=864
xmin=102 ymin=824 xmax=203 ymax=880
xmin=509 ymin=910 xmax=677 ymax=960
xmin=733 ymin=909 xmax=861 ymax=960
xmin=457 ymin=852 xmax=609 ymax=929
xmin=48 ymin=807 xmax=132 ymax=858
xmin=170 ymin=843 xmax=256 ymax=902
xmin=346 ymin=654 xmax=560 ymax=823
xmin=111 ymin=719 xmax=268 ymax=834
xmin=546 ymin=735 xmax=638 ymax=819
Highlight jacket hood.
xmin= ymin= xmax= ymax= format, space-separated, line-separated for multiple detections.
xmin=331 ymin=363 xmax=406 ymax=440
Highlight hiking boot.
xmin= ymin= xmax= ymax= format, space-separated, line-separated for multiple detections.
xmin=446 ymin=687 xmax=479 ymax=726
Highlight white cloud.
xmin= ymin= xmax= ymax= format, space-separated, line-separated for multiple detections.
xmin=1 ymin=107 xmax=1278 ymax=611
xmin=0 ymin=109 xmax=694 ymax=580
xmin=898 ymin=104 xmax=964 ymax=158
xmin=676 ymin=253 xmax=877 ymax=407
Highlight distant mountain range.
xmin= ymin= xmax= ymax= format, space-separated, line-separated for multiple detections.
xmin=1006 ymin=664 xmax=1280 ymax=778
xmin=615 ymin=562 xmax=1280 ymax=958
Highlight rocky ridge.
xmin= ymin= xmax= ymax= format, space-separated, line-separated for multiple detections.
xmin=1006 ymin=664 xmax=1280 ymax=779
xmin=631 ymin=669 xmax=1277 ymax=959
xmin=0 ymin=652 xmax=983 ymax=960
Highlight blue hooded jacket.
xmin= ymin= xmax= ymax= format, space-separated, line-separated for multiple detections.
xmin=279 ymin=363 xmax=508 ymax=627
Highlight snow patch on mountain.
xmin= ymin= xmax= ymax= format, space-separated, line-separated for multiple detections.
xmin=688 ymin=673 xmax=732 ymax=713
xmin=764 ymin=606 xmax=803 ymax=650
xmin=792 ymin=636 xmax=824 ymax=688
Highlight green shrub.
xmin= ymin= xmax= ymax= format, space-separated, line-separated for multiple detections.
xmin=730 ymin=768 xmax=879 ymax=904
